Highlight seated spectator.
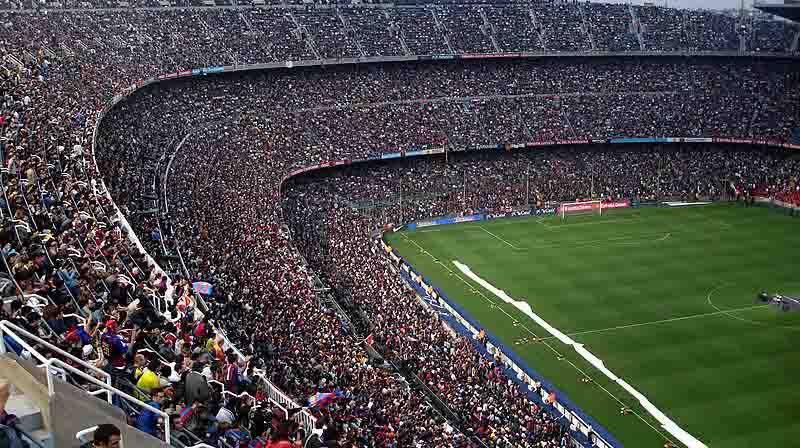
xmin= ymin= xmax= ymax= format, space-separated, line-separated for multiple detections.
xmin=136 ymin=387 xmax=165 ymax=436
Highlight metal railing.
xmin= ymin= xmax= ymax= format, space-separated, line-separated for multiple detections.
xmin=206 ymin=379 xmax=291 ymax=424
xmin=250 ymin=371 xmax=317 ymax=430
xmin=46 ymin=357 xmax=171 ymax=445
xmin=89 ymin=106 xmax=175 ymax=309
xmin=0 ymin=320 xmax=113 ymax=402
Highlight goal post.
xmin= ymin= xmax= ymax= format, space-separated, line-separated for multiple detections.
xmin=558 ymin=200 xmax=603 ymax=220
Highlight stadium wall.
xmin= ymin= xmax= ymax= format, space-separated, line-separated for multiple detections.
xmin=754 ymin=196 xmax=800 ymax=215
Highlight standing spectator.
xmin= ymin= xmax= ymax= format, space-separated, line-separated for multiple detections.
xmin=100 ymin=320 xmax=128 ymax=370
xmin=184 ymin=362 xmax=210 ymax=407
xmin=136 ymin=358 xmax=163 ymax=398
xmin=224 ymin=352 xmax=240 ymax=395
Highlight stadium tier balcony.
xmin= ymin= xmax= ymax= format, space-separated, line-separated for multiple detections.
xmin=585 ymin=3 xmax=641 ymax=52
xmin=397 ymin=8 xmax=452 ymax=55
xmin=435 ymin=6 xmax=497 ymax=54
xmin=534 ymin=3 xmax=592 ymax=52
xmin=294 ymin=9 xmax=360 ymax=59
xmin=489 ymin=6 xmax=545 ymax=52
xmin=340 ymin=8 xmax=406 ymax=57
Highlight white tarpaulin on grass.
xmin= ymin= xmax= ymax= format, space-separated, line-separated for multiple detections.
xmin=453 ymin=260 xmax=708 ymax=448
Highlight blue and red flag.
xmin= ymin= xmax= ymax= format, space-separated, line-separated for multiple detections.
xmin=192 ymin=281 xmax=214 ymax=296
xmin=178 ymin=405 xmax=195 ymax=427
xmin=308 ymin=390 xmax=345 ymax=408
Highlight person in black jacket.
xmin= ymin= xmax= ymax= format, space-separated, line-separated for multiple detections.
xmin=183 ymin=360 xmax=210 ymax=407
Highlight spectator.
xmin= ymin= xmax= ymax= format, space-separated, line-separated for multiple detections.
xmin=183 ymin=362 xmax=211 ymax=408
xmin=90 ymin=424 xmax=121 ymax=448
xmin=135 ymin=387 xmax=165 ymax=436
xmin=136 ymin=357 xmax=163 ymax=398
xmin=99 ymin=320 xmax=127 ymax=371
xmin=0 ymin=5 xmax=798 ymax=447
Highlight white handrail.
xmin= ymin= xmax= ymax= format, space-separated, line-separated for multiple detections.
xmin=91 ymin=93 xmax=318 ymax=432
xmin=252 ymin=371 xmax=315 ymax=429
xmin=75 ymin=425 xmax=98 ymax=442
xmin=90 ymin=107 xmax=175 ymax=307
xmin=22 ymin=294 xmax=49 ymax=307
xmin=0 ymin=320 xmax=112 ymax=393
xmin=42 ymin=357 xmax=112 ymax=405
xmin=209 ymin=379 xmax=291 ymax=424
xmin=62 ymin=313 xmax=86 ymax=324
xmin=47 ymin=358 xmax=171 ymax=445
xmin=208 ymin=322 xmax=317 ymax=428
xmin=36 ymin=361 xmax=67 ymax=381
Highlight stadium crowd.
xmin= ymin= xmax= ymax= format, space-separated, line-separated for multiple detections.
xmin=283 ymin=146 xmax=800 ymax=230
xmin=93 ymin=63 xmax=799 ymax=446
xmin=94 ymin=59 xmax=800 ymax=169
xmin=0 ymin=2 xmax=798 ymax=448
xmin=0 ymin=4 xmax=796 ymax=66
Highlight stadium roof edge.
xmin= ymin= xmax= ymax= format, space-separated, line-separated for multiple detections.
xmin=755 ymin=2 xmax=800 ymax=22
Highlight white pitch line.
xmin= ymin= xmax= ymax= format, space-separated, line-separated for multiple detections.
xmin=706 ymin=284 xmax=760 ymax=326
xmin=478 ymin=225 xmax=522 ymax=249
xmin=536 ymin=217 xmax=555 ymax=231
xmin=540 ymin=303 xmax=770 ymax=340
xmin=546 ymin=217 xmax=641 ymax=229
xmin=525 ymin=232 xmax=672 ymax=251
xmin=706 ymin=285 xmax=800 ymax=331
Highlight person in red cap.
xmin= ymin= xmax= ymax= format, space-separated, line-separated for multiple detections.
xmin=100 ymin=320 xmax=128 ymax=370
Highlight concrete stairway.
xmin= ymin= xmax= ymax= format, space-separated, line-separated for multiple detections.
xmin=5 ymin=390 xmax=52 ymax=447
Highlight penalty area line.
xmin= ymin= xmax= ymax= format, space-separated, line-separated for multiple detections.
xmin=545 ymin=217 xmax=642 ymax=229
xmin=478 ymin=225 xmax=522 ymax=249
xmin=706 ymin=285 xmax=800 ymax=331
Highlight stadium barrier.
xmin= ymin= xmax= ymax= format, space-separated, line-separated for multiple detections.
xmin=485 ymin=207 xmax=538 ymax=220
xmin=377 ymin=236 xmax=621 ymax=448
xmin=407 ymin=213 xmax=484 ymax=230
xmin=754 ymin=196 xmax=800 ymax=216
xmin=405 ymin=205 xmax=558 ymax=229
xmin=557 ymin=199 xmax=631 ymax=214
xmin=90 ymin=81 xmax=175 ymax=312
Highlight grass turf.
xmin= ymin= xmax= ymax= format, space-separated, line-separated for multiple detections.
xmin=385 ymin=204 xmax=800 ymax=448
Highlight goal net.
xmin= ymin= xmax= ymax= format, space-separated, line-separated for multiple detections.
xmin=558 ymin=200 xmax=603 ymax=220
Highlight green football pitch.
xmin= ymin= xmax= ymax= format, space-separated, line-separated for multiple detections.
xmin=384 ymin=204 xmax=800 ymax=448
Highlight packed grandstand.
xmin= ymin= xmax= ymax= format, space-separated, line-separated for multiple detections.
xmin=0 ymin=1 xmax=798 ymax=448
